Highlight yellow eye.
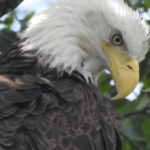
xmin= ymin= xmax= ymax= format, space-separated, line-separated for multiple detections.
xmin=112 ymin=34 xmax=123 ymax=46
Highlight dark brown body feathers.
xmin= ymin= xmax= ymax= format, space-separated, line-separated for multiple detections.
xmin=0 ymin=45 xmax=122 ymax=150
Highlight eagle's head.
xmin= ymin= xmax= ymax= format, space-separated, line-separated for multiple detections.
xmin=21 ymin=0 xmax=149 ymax=100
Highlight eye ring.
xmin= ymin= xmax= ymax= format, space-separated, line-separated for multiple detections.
xmin=111 ymin=34 xmax=123 ymax=46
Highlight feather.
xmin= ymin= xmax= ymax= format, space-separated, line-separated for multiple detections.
xmin=0 ymin=45 xmax=121 ymax=150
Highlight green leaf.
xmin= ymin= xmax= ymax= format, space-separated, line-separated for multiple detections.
xmin=122 ymin=141 xmax=132 ymax=150
xmin=19 ymin=12 xmax=35 ymax=30
xmin=23 ymin=12 xmax=34 ymax=22
xmin=145 ymin=0 xmax=150 ymax=8
xmin=4 ymin=17 xmax=13 ymax=25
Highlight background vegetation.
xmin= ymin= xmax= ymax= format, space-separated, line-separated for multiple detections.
xmin=0 ymin=0 xmax=150 ymax=149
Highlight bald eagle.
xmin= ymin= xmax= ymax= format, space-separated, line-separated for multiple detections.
xmin=0 ymin=0 xmax=148 ymax=150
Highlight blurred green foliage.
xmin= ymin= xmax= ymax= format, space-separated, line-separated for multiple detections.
xmin=0 ymin=0 xmax=150 ymax=150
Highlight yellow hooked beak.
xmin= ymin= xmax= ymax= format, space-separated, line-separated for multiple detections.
xmin=101 ymin=42 xmax=139 ymax=100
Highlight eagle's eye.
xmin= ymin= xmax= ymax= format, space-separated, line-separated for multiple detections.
xmin=111 ymin=34 xmax=123 ymax=46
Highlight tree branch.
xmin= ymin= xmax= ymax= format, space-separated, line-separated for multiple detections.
xmin=0 ymin=0 xmax=23 ymax=17
xmin=118 ymin=103 xmax=150 ymax=119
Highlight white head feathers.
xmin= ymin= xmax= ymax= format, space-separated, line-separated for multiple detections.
xmin=20 ymin=0 xmax=149 ymax=83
